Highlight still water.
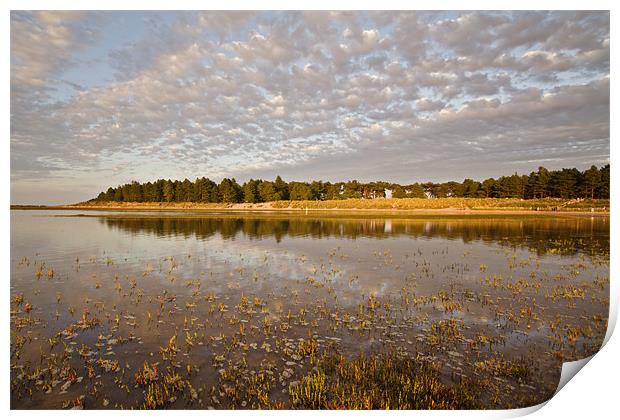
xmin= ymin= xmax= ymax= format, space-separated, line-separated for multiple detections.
xmin=10 ymin=210 xmax=609 ymax=409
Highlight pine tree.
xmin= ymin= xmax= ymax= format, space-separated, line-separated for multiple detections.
xmin=274 ymin=176 xmax=289 ymax=200
xmin=583 ymin=165 xmax=601 ymax=199
xmin=163 ymin=180 xmax=174 ymax=202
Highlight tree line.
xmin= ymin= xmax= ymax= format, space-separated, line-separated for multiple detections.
xmin=93 ymin=164 xmax=609 ymax=203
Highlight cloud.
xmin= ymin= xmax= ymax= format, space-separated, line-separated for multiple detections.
xmin=10 ymin=11 xmax=610 ymax=204
xmin=11 ymin=12 xmax=102 ymax=89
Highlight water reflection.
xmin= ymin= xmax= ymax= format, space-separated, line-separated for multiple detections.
xmin=10 ymin=211 xmax=611 ymax=409
xmin=99 ymin=215 xmax=609 ymax=256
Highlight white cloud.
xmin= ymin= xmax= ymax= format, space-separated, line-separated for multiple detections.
xmin=10 ymin=11 xmax=610 ymax=204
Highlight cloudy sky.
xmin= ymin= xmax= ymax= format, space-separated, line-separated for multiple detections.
xmin=11 ymin=11 xmax=609 ymax=204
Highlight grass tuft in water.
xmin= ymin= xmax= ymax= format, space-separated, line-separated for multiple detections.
xmin=290 ymin=351 xmax=480 ymax=409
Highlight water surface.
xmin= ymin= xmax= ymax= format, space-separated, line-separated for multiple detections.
xmin=10 ymin=210 xmax=609 ymax=409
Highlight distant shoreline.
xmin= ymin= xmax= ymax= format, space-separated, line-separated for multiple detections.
xmin=10 ymin=199 xmax=610 ymax=217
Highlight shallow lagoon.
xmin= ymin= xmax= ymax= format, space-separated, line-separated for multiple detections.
xmin=10 ymin=211 xmax=609 ymax=409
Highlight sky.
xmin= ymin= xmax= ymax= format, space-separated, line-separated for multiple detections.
xmin=10 ymin=11 xmax=610 ymax=204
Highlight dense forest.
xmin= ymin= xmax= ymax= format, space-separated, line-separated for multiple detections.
xmin=93 ymin=164 xmax=610 ymax=203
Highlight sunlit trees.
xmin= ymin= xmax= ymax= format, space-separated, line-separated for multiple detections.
xmin=495 ymin=174 xmax=525 ymax=198
xmin=343 ymin=180 xmax=363 ymax=199
xmin=583 ymin=165 xmax=602 ymax=199
xmin=390 ymin=183 xmax=426 ymax=199
xmin=324 ymin=183 xmax=343 ymax=200
xmin=162 ymin=180 xmax=174 ymax=202
xmin=93 ymin=164 xmax=610 ymax=203
xmin=121 ymin=181 xmax=143 ymax=202
xmin=289 ymin=182 xmax=313 ymax=200
xmin=310 ymin=181 xmax=327 ymax=200
xmin=407 ymin=183 xmax=426 ymax=198
xmin=174 ymin=178 xmax=193 ymax=202
xmin=479 ymin=178 xmax=496 ymax=198
xmin=142 ymin=182 xmax=156 ymax=202
xmin=242 ymin=179 xmax=261 ymax=203
xmin=258 ymin=181 xmax=280 ymax=202
xmin=100 ymin=187 xmax=115 ymax=201
xmin=274 ymin=176 xmax=289 ymax=200
xmin=391 ymin=185 xmax=407 ymax=198
xmin=548 ymin=168 xmax=580 ymax=199
xmin=195 ymin=177 xmax=218 ymax=202
xmin=531 ymin=167 xmax=551 ymax=198
xmin=598 ymin=164 xmax=610 ymax=198
xmin=219 ymin=178 xmax=242 ymax=203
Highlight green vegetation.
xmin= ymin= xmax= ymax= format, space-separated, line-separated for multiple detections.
xmin=92 ymin=164 xmax=610 ymax=204
xmin=289 ymin=351 xmax=480 ymax=409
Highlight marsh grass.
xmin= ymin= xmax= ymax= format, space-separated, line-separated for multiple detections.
xmin=474 ymin=357 xmax=531 ymax=382
xmin=289 ymin=351 xmax=480 ymax=409
xmin=271 ymin=198 xmax=609 ymax=211
xmin=39 ymin=197 xmax=610 ymax=213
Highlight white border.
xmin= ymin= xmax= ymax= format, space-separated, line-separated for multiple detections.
xmin=3 ymin=1 xmax=616 ymax=419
